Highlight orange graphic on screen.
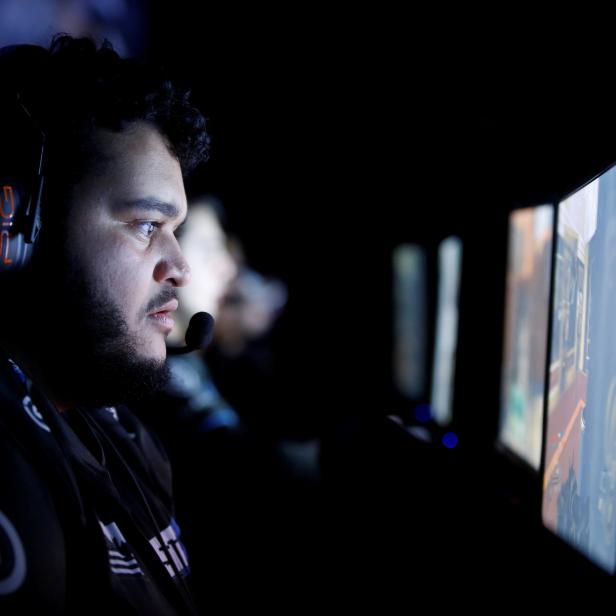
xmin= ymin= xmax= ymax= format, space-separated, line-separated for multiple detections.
xmin=1 ymin=230 xmax=12 ymax=264
xmin=1 ymin=185 xmax=15 ymax=220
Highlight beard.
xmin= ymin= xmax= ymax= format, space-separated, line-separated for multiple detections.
xmin=17 ymin=255 xmax=172 ymax=409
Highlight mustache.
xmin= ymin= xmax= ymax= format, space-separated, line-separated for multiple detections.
xmin=145 ymin=287 xmax=178 ymax=314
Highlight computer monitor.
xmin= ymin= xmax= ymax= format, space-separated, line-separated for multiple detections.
xmin=392 ymin=243 xmax=427 ymax=400
xmin=498 ymin=205 xmax=554 ymax=470
xmin=430 ymin=236 xmax=462 ymax=426
xmin=542 ymin=164 xmax=616 ymax=573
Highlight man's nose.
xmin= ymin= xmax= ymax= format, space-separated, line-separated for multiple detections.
xmin=153 ymin=238 xmax=191 ymax=287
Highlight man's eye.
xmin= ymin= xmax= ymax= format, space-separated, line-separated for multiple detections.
xmin=135 ymin=221 xmax=159 ymax=239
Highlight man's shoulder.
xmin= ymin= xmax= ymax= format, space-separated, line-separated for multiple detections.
xmin=0 ymin=354 xmax=58 ymax=463
xmin=0 ymin=425 xmax=68 ymax=610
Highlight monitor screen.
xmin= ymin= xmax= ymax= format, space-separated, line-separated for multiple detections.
xmin=542 ymin=166 xmax=616 ymax=572
xmin=498 ymin=205 xmax=554 ymax=470
xmin=430 ymin=236 xmax=462 ymax=426
xmin=393 ymin=244 xmax=427 ymax=400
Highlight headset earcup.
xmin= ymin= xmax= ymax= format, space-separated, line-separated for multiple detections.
xmin=0 ymin=45 xmax=49 ymax=276
xmin=0 ymin=228 xmax=33 ymax=271
xmin=0 ymin=184 xmax=33 ymax=271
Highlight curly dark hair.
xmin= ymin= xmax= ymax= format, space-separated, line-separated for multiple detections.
xmin=0 ymin=34 xmax=209 ymax=184
xmin=43 ymin=34 xmax=210 ymax=175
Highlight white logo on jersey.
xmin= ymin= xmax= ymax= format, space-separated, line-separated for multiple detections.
xmin=103 ymin=406 xmax=119 ymax=421
xmin=149 ymin=524 xmax=189 ymax=578
xmin=98 ymin=520 xmax=144 ymax=576
xmin=21 ymin=395 xmax=50 ymax=433
xmin=0 ymin=510 xmax=27 ymax=595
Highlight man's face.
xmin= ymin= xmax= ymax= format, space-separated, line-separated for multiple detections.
xmin=27 ymin=121 xmax=194 ymax=407
xmin=65 ymin=122 xmax=191 ymax=365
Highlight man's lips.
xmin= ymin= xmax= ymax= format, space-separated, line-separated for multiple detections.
xmin=147 ymin=299 xmax=178 ymax=332
xmin=148 ymin=299 xmax=179 ymax=316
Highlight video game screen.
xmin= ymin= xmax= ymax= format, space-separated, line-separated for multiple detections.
xmin=498 ymin=205 xmax=553 ymax=470
xmin=542 ymin=166 xmax=616 ymax=572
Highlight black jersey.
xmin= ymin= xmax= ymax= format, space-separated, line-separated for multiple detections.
xmin=0 ymin=354 xmax=199 ymax=615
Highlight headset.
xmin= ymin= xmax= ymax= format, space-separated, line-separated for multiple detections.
xmin=0 ymin=45 xmax=47 ymax=274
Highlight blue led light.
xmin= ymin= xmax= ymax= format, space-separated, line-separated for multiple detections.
xmin=442 ymin=432 xmax=458 ymax=449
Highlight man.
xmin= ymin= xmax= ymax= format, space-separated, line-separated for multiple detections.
xmin=0 ymin=35 xmax=209 ymax=614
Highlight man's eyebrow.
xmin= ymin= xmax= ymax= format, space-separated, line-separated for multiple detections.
xmin=120 ymin=198 xmax=181 ymax=219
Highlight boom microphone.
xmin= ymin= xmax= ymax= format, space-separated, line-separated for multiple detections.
xmin=167 ymin=311 xmax=215 ymax=355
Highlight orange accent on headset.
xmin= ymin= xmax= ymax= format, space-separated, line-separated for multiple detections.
xmin=1 ymin=185 xmax=15 ymax=220
xmin=1 ymin=230 xmax=12 ymax=264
